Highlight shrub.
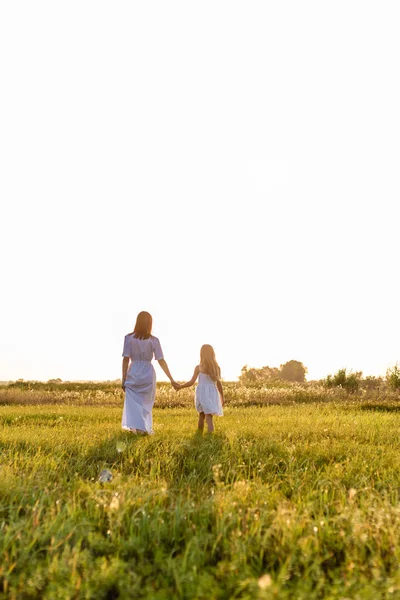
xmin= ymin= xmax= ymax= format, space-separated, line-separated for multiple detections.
xmin=386 ymin=364 xmax=400 ymax=390
xmin=361 ymin=376 xmax=384 ymax=391
xmin=324 ymin=369 xmax=362 ymax=393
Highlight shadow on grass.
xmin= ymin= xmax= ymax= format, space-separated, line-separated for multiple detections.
xmin=0 ymin=430 xmax=145 ymax=482
xmin=1 ymin=425 xmax=226 ymax=489
xmin=166 ymin=431 xmax=226 ymax=488
xmin=79 ymin=430 xmax=228 ymax=490
xmin=357 ymin=403 xmax=400 ymax=413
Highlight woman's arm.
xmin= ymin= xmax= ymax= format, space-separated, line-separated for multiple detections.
xmin=177 ymin=366 xmax=200 ymax=390
xmin=157 ymin=359 xmax=178 ymax=388
xmin=122 ymin=357 xmax=129 ymax=390
xmin=217 ymin=380 xmax=224 ymax=406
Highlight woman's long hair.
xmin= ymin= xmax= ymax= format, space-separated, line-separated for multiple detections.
xmin=200 ymin=344 xmax=221 ymax=382
xmin=132 ymin=311 xmax=153 ymax=340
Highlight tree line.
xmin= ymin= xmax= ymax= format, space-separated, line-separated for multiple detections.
xmin=240 ymin=360 xmax=307 ymax=384
xmin=240 ymin=361 xmax=400 ymax=391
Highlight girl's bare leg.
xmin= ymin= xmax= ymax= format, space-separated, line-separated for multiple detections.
xmin=205 ymin=414 xmax=214 ymax=433
xmin=198 ymin=412 xmax=205 ymax=431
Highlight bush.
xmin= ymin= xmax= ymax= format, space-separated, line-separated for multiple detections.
xmin=324 ymin=369 xmax=362 ymax=393
xmin=386 ymin=364 xmax=400 ymax=390
xmin=361 ymin=375 xmax=384 ymax=391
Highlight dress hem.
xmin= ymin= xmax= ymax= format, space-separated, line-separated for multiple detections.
xmin=122 ymin=425 xmax=154 ymax=434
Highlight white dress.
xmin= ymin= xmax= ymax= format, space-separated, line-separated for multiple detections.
xmin=195 ymin=372 xmax=223 ymax=416
xmin=121 ymin=334 xmax=164 ymax=433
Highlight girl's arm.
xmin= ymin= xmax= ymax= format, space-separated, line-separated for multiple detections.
xmin=157 ymin=359 xmax=179 ymax=389
xmin=122 ymin=357 xmax=129 ymax=390
xmin=217 ymin=380 xmax=224 ymax=406
xmin=177 ymin=366 xmax=200 ymax=390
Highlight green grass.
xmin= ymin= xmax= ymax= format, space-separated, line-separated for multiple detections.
xmin=2 ymin=402 xmax=400 ymax=599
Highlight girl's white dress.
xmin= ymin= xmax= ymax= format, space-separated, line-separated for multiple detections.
xmin=195 ymin=372 xmax=223 ymax=416
xmin=121 ymin=334 xmax=164 ymax=433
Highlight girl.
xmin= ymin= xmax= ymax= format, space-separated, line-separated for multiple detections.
xmin=177 ymin=344 xmax=224 ymax=433
xmin=122 ymin=311 xmax=178 ymax=434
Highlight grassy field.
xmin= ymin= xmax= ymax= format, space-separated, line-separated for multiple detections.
xmin=2 ymin=379 xmax=400 ymax=409
xmin=2 ymin=395 xmax=400 ymax=598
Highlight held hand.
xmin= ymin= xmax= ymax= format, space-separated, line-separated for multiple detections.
xmin=171 ymin=380 xmax=181 ymax=391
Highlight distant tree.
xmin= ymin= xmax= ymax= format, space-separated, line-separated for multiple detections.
xmin=386 ymin=364 xmax=400 ymax=390
xmin=47 ymin=378 xmax=62 ymax=384
xmin=280 ymin=360 xmax=307 ymax=383
xmin=240 ymin=363 xmax=307 ymax=384
xmin=239 ymin=365 xmax=281 ymax=385
xmin=240 ymin=366 xmax=255 ymax=383
xmin=259 ymin=366 xmax=281 ymax=380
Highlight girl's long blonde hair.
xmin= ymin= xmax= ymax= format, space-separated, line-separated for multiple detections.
xmin=200 ymin=344 xmax=221 ymax=382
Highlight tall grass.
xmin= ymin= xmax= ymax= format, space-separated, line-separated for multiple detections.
xmin=1 ymin=381 xmax=399 ymax=408
xmin=2 ymin=402 xmax=400 ymax=598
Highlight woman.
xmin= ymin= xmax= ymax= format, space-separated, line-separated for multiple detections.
xmin=121 ymin=311 xmax=177 ymax=434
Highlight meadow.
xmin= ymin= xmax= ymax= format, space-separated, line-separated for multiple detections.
xmin=2 ymin=384 xmax=400 ymax=599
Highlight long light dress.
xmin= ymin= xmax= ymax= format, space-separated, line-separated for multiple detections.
xmin=122 ymin=334 xmax=164 ymax=433
xmin=195 ymin=372 xmax=224 ymax=416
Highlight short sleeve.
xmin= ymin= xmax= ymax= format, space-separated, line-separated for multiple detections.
xmin=122 ymin=335 xmax=131 ymax=358
xmin=152 ymin=337 xmax=164 ymax=360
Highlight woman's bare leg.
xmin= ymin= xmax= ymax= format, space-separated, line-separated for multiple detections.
xmin=198 ymin=412 xmax=205 ymax=431
xmin=205 ymin=414 xmax=214 ymax=433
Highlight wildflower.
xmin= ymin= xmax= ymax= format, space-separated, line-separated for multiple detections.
xmin=116 ymin=442 xmax=127 ymax=453
xmin=258 ymin=574 xmax=272 ymax=589
xmin=348 ymin=488 xmax=357 ymax=502
xmin=109 ymin=495 xmax=120 ymax=511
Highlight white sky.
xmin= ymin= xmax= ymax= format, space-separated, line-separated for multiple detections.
xmin=1 ymin=1 xmax=399 ymax=382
